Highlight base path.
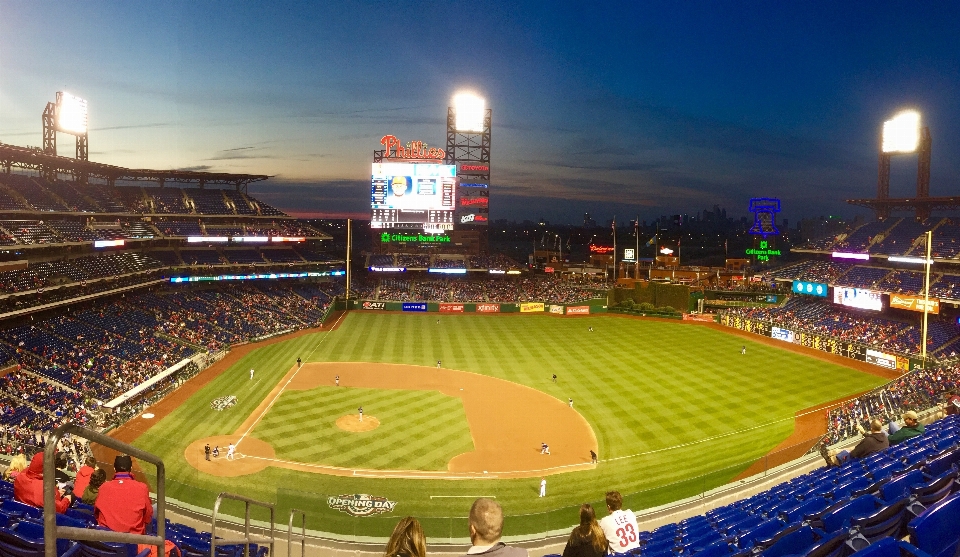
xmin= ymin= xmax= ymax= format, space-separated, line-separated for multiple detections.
xmin=187 ymin=362 xmax=598 ymax=479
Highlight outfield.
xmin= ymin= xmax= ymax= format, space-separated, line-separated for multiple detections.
xmin=131 ymin=312 xmax=887 ymax=539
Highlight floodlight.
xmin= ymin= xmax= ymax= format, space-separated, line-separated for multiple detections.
xmin=57 ymin=92 xmax=88 ymax=135
xmin=882 ymin=110 xmax=920 ymax=153
xmin=454 ymin=92 xmax=485 ymax=132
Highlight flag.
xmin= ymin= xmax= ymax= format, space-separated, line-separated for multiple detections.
xmin=645 ymin=237 xmax=655 ymax=247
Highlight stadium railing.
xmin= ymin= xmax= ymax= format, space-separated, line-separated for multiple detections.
xmin=211 ymin=492 xmax=275 ymax=557
xmin=43 ymin=422 xmax=166 ymax=557
xmin=289 ymin=508 xmax=307 ymax=557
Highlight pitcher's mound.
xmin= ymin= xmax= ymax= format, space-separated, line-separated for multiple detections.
xmin=336 ymin=414 xmax=380 ymax=432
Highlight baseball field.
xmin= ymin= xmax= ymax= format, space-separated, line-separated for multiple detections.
xmin=126 ymin=311 xmax=887 ymax=539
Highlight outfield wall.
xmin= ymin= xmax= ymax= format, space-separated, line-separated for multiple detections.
xmin=345 ymin=299 xmax=607 ymax=314
xmin=719 ymin=314 xmax=926 ymax=370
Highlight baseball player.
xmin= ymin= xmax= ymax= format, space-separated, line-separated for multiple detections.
xmin=539 ymin=477 xmax=546 ymax=498
xmin=226 ymin=443 xmax=235 ymax=460
xmin=590 ymin=450 xmax=598 ymax=464
xmin=552 ymin=374 xmax=557 ymax=383
xmin=437 ymin=360 xmax=442 ymax=369
xmin=741 ymin=345 xmax=746 ymax=355
xmin=212 ymin=446 xmax=219 ymax=458
xmin=569 ymin=398 xmax=574 ymax=408
xmin=249 ymin=368 xmax=255 ymax=380
xmin=297 ymin=357 xmax=302 ymax=367
xmin=335 ymin=375 xmax=339 ymax=386
xmin=358 ymin=406 xmax=363 ymax=422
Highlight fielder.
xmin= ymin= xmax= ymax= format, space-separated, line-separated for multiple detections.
xmin=358 ymin=406 xmax=363 ymax=422
xmin=539 ymin=477 xmax=546 ymax=498
xmin=741 ymin=346 xmax=746 ymax=355
xmin=335 ymin=375 xmax=339 ymax=386
xmin=437 ymin=360 xmax=441 ymax=369
xmin=569 ymin=398 xmax=573 ymax=408
xmin=249 ymin=368 xmax=255 ymax=380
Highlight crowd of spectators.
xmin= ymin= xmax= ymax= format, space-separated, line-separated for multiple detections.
xmin=824 ymin=364 xmax=960 ymax=446
xmin=722 ymin=298 xmax=960 ymax=357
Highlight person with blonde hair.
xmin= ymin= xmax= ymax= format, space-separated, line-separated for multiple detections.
xmin=3 ymin=453 xmax=28 ymax=481
xmin=562 ymin=504 xmax=608 ymax=557
xmin=384 ymin=516 xmax=426 ymax=557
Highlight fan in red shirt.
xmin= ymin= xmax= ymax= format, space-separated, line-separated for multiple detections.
xmin=73 ymin=456 xmax=97 ymax=500
xmin=95 ymin=455 xmax=153 ymax=535
xmin=13 ymin=452 xmax=74 ymax=513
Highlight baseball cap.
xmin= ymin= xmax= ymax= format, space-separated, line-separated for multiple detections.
xmin=903 ymin=410 xmax=919 ymax=422
xmin=114 ymin=454 xmax=133 ymax=472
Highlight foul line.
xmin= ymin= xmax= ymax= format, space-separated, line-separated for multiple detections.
xmin=236 ymin=311 xmax=348 ymax=448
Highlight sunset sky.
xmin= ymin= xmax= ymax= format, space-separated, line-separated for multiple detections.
xmin=1 ymin=1 xmax=959 ymax=223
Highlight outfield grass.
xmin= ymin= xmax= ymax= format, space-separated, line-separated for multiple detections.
xmin=133 ymin=313 xmax=887 ymax=538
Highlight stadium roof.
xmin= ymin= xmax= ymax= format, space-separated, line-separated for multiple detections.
xmin=0 ymin=142 xmax=270 ymax=188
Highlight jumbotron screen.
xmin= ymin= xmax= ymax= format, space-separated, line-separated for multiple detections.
xmin=371 ymin=163 xmax=456 ymax=231
xmin=833 ymin=287 xmax=883 ymax=312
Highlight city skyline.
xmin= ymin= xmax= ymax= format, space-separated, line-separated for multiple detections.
xmin=2 ymin=1 xmax=959 ymax=224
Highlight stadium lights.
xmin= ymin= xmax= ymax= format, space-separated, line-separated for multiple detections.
xmin=888 ymin=256 xmax=934 ymax=265
xmin=832 ymin=252 xmax=870 ymax=261
xmin=882 ymin=110 xmax=921 ymax=153
xmin=57 ymin=92 xmax=88 ymax=135
xmin=453 ymin=92 xmax=485 ymax=132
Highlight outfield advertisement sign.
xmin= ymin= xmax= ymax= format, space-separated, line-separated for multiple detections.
xmin=566 ymin=306 xmax=590 ymax=315
xmin=520 ymin=303 xmax=545 ymax=313
xmin=550 ymin=305 xmax=564 ymax=314
xmin=327 ymin=494 xmax=397 ymax=517
xmin=476 ymin=304 xmax=501 ymax=313
xmin=889 ymin=293 xmax=940 ymax=314
xmin=865 ymin=349 xmax=897 ymax=370
xmin=792 ymin=280 xmax=828 ymax=297
xmin=361 ymin=301 xmax=386 ymax=310
xmin=771 ymin=326 xmax=795 ymax=343
xmin=402 ymin=302 xmax=428 ymax=312
xmin=439 ymin=303 xmax=464 ymax=312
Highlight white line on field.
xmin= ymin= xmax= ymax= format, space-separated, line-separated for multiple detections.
xmin=236 ymin=310 xmax=347 ymax=449
xmin=430 ymin=495 xmax=496 ymax=499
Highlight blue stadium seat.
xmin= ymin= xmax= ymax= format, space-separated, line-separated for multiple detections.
xmin=758 ymin=525 xmax=824 ymax=557
xmin=848 ymin=538 xmax=933 ymax=557
xmin=819 ymin=494 xmax=884 ymax=534
xmin=908 ymin=492 xmax=960 ymax=557
xmin=878 ymin=470 xmax=925 ymax=503
xmin=908 ymin=469 xmax=956 ymax=507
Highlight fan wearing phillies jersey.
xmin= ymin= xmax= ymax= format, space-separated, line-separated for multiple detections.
xmin=598 ymin=491 xmax=640 ymax=553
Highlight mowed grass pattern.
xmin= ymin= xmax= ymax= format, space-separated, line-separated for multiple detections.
xmin=134 ymin=312 xmax=888 ymax=537
xmin=252 ymin=386 xmax=474 ymax=470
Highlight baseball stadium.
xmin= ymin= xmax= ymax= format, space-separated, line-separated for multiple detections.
xmin=2 ymin=87 xmax=960 ymax=557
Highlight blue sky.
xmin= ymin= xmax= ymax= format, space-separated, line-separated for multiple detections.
xmin=1 ymin=1 xmax=959 ymax=223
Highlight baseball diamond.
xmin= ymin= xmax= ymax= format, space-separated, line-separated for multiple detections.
xmin=124 ymin=311 xmax=888 ymax=537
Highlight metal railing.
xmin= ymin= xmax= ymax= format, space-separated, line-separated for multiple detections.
xmin=211 ymin=492 xmax=275 ymax=557
xmin=288 ymin=508 xmax=307 ymax=557
xmin=44 ymin=422 xmax=166 ymax=557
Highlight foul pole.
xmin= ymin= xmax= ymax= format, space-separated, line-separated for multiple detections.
xmin=346 ymin=218 xmax=352 ymax=302
xmin=921 ymin=230 xmax=932 ymax=366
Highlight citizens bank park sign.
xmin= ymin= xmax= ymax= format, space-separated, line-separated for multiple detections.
xmin=328 ymin=494 xmax=397 ymax=517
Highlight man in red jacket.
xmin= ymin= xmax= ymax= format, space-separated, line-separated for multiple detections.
xmin=95 ymin=455 xmax=153 ymax=535
xmin=73 ymin=456 xmax=97 ymax=499
xmin=13 ymin=452 xmax=73 ymax=513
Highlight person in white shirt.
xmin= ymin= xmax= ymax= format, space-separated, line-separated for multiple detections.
xmin=249 ymin=368 xmax=255 ymax=380
xmin=226 ymin=443 xmax=235 ymax=461
xmin=539 ymin=478 xmax=546 ymax=498
xmin=598 ymin=491 xmax=640 ymax=553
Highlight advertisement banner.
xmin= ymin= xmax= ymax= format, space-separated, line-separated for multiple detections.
xmin=771 ymin=326 xmax=795 ymax=343
xmin=566 ymin=306 xmax=590 ymax=315
xmin=327 ymin=494 xmax=397 ymax=517
xmin=889 ymin=293 xmax=940 ymax=314
xmin=439 ymin=303 xmax=464 ymax=313
xmin=866 ymin=349 xmax=897 ymax=370
xmin=520 ymin=302 xmax=545 ymax=313
xmin=401 ymin=302 xmax=428 ymax=312
xmin=792 ymin=280 xmax=828 ymax=297
xmin=549 ymin=305 xmax=564 ymax=314
xmin=476 ymin=303 xmax=501 ymax=313
xmin=361 ymin=301 xmax=386 ymax=310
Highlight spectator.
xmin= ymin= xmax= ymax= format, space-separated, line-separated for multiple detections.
xmin=820 ymin=419 xmax=889 ymax=466
xmin=384 ymin=516 xmax=426 ymax=557
xmin=943 ymin=390 xmax=960 ymax=416
xmin=888 ymin=410 xmax=924 ymax=445
xmin=13 ymin=452 xmax=73 ymax=512
xmin=82 ymin=468 xmax=107 ymax=505
xmin=462 ymin=498 xmax=528 ymax=557
xmin=73 ymin=455 xmax=97 ymax=497
xmin=95 ymin=455 xmax=153 ymax=534
xmin=598 ymin=491 xmax=640 ymax=553
xmin=562 ymin=504 xmax=609 ymax=557
xmin=3 ymin=453 xmax=27 ymax=481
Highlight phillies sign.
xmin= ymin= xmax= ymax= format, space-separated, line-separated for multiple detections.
xmin=380 ymin=135 xmax=445 ymax=161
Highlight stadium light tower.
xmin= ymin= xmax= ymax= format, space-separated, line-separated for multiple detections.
xmin=41 ymin=91 xmax=89 ymax=182
xmin=446 ymin=91 xmax=492 ymax=254
xmin=877 ymin=109 xmax=932 ymax=219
